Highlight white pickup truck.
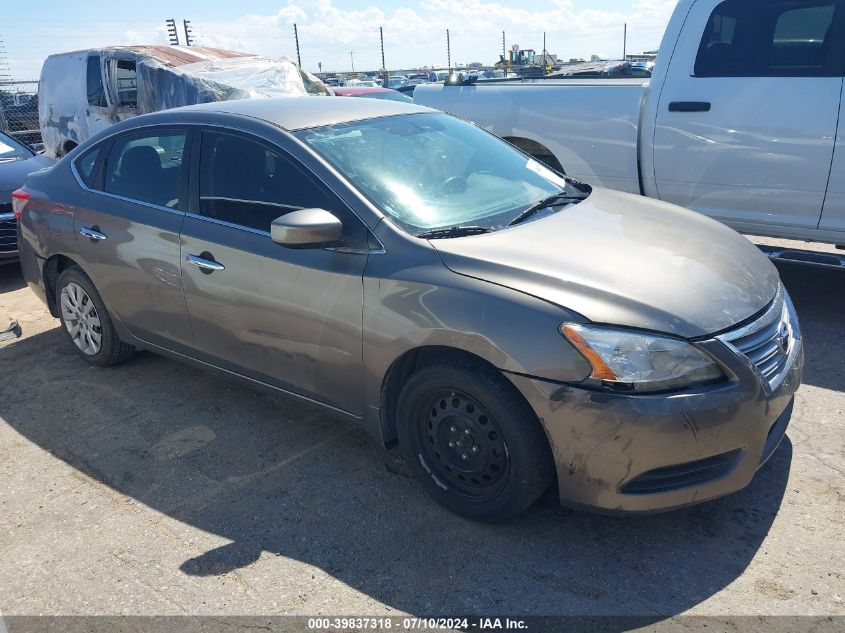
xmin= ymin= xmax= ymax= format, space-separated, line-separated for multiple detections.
xmin=415 ymin=0 xmax=845 ymax=249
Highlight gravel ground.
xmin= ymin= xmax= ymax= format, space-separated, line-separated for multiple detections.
xmin=0 ymin=237 xmax=842 ymax=623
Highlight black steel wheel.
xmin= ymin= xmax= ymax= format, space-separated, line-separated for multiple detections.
xmin=396 ymin=358 xmax=555 ymax=522
xmin=421 ymin=390 xmax=509 ymax=499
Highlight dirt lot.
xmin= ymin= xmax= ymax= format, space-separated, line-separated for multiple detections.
xmin=0 ymin=240 xmax=842 ymax=622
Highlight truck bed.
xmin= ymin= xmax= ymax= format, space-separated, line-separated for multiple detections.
xmin=414 ymin=80 xmax=647 ymax=194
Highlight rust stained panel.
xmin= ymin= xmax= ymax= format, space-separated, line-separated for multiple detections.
xmin=124 ymin=46 xmax=253 ymax=67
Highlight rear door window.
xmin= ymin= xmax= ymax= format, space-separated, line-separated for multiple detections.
xmin=115 ymin=60 xmax=138 ymax=108
xmin=86 ymin=56 xmax=107 ymax=107
xmin=695 ymin=0 xmax=841 ymax=77
xmin=102 ymin=130 xmax=187 ymax=208
xmin=75 ymin=146 xmax=102 ymax=188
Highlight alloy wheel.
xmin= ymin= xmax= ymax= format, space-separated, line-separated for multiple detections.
xmin=60 ymin=282 xmax=102 ymax=356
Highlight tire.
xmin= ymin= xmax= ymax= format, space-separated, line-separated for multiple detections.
xmin=396 ymin=358 xmax=554 ymax=522
xmin=56 ymin=266 xmax=135 ymax=367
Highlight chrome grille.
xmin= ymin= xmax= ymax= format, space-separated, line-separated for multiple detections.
xmin=0 ymin=203 xmax=17 ymax=254
xmin=719 ymin=285 xmax=798 ymax=392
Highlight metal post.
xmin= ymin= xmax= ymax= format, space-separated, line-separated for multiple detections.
xmin=294 ymin=23 xmax=302 ymax=68
xmin=623 ymin=23 xmax=627 ymax=60
xmin=349 ymin=51 xmax=355 ymax=73
xmin=447 ymin=29 xmax=451 ymax=72
xmin=543 ymin=32 xmax=546 ymax=68
xmin=380 ymin=26 xmax=387 ymax=87
xmin=183 ymin=20 xmax=193 ymax=47
xmin=502 ymin=31 xmax=505 ymax=59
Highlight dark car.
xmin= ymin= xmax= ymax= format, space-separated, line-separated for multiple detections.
xmin=15 ymin=98 xmax=801 ymax=521
xmin=0 ymin=131 xmax=52 ymax=264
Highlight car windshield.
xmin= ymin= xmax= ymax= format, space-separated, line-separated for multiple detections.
xmin=0 ymin=133 xmax=31 ymax=160
xmin=297 ymin=113 xmax=575 ymax=233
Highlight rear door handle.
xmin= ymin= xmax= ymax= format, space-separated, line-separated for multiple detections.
xmin=668 ymin=101 xmax=711 ymax=112
xmin=185 ymin=253 xmax=225 ymax=272
xmin=80 ymin=226 xmax=107 ymax=241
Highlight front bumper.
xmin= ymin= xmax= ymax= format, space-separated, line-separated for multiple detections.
xmin=507 ymin=324 xmax=803 ymax=514
xmin=0 ymin=211 xmax=19 ymax=263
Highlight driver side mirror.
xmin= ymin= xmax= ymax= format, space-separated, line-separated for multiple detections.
xmin=271 ymin=208 xmax=343 ymax=248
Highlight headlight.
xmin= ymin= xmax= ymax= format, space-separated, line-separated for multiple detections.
xmin=561 ymin=323 xmax=725 ymax=393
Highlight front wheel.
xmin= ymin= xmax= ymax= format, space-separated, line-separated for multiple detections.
xmin=396 ymin=359 xmax=554 ymax=522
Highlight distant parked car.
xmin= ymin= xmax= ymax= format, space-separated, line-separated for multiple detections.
xmin=428 ymin=70 xmax=452 ymax=83
xmin=17 ymin=97 xmax=801 ymax=521
xmin=0 ymin=130 xmax=52 ymax=264
xmin=386 ymin=76 xmax=406 ymax=89
xmin=333 ymin=87 xmax=413 ymax=103
xmin=547 ymin=60 xmax=634 ymax=78
xmin=1 ymin=92 xmax=41 ymax=145
xmin=39 ymin=46 xmax=331 ymax=158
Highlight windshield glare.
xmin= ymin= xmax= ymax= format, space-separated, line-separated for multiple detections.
xmin=0 ymin=134 xmax=30 ymax=160
xmin=297 ymin=113 xmax=574 ymax=233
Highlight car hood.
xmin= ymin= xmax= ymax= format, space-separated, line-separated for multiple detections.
xmin=0 ymin=154 xmax=53 ymax=194
xmin=430 ymin=188 xmax=779 ymax=338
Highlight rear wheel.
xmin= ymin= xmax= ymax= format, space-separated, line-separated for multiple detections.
xmin=56 ymin=267 xmax=134 ymax=366
xmin=396 ymin=359 xmax=554 ymax=521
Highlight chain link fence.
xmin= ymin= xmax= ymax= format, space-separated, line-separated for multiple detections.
xmin=0 ymin=80 xmax=41 ymax=145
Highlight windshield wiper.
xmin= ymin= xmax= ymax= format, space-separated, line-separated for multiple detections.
xmin=416 ymin=225 xmax=493 ymax=239
xmin=508 ymin=193 xmax=586 ymax=227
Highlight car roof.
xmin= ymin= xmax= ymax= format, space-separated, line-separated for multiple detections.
xmin=48 ymin=46 xmax=251 ymax=67
xmin=164 ymin=95 xmax=433 ymax=131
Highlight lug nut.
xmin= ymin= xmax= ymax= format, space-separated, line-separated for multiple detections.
xmin=450 ymin=426 xmax=456 ymax=432
xmin=448 ymin=442 xmax=454 ymax=447
xmin=472 ymin=446 xmax=478 ymax=453
xmin=464 ymin=429 xmax=471 ymax=435
xmin=461 ymin=453 xmax=468 ymax=460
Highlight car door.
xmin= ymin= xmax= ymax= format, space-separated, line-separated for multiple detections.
xmin=179 ymin=128 xmax=369 ymax=415
xmin=652 ymin=0 xmax=844 ymax=230
xmin=72 ymin=127 xmax=193 ymax=351
xmin=819 ymin=86 xmax=845 ymax=233
xmin=84 ymin=54 xmax=114 ymax=140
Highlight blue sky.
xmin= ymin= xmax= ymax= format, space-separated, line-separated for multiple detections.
xmin=5 ymin=0 xmax=678 ymax=79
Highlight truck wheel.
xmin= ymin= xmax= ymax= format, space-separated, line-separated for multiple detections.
xmin=396 ymin=359 xmax=554 ymax=522
xmin=56 ymin=267 xmax=135 ymax=367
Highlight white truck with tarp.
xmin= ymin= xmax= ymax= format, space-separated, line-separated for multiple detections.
xmin=39 ymin=46 xmax=332 ymax=158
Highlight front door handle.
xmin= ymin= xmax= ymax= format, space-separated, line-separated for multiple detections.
xmin=185 ymin=253 xmax=225 ymax=272
xmin=668 ymin=101 xmax=711 ymax=112
xmin=80 ymin=226 xmax=107 ymax=241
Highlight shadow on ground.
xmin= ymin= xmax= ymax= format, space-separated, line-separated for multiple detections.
xmin=0 ymin=263 xmax=25 ymax=293
xmin=775 ymin=262 xmax=845 ymax=392
xmin=1 ymin=261 xmax=839 ymax=617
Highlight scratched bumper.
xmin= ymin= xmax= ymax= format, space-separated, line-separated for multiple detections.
xmin=506 ymin=336 xmax=803 ymax=514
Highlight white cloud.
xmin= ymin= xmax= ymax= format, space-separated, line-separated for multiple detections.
xmin=194 ymin=0 xmax=677 ymax=72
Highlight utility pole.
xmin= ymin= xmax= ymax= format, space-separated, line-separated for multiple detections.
xmin=349 ymin=51 xmax=355 ymax=73
xmin=380 ymin=26 xmax=387 ymax=87
xmin=502 ymin=31 xmax=506 ymax=60
xmin=183 ymin=20 xmax=194 ymax=47
xmin=543 ymin=32 xmax=546 ymax=68
xmin=623 ymin=22 xmax=627 ymax=59
xmin=0 ymin=35 xmax=10 ymax=82
xmin=165 ymin=18 xmax=180 ymax=46
xmin=294 ymin=23 xmax=301 ymax=67
xmin=446 ymin=29 xmax=451 ymax=71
